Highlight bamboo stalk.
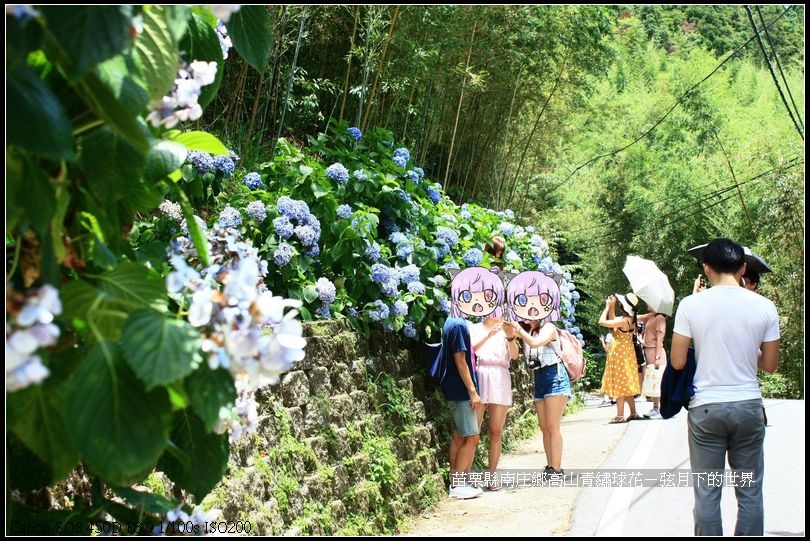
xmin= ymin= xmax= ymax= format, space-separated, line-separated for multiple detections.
xmin=339 ymin=6 xmax=360 ymax=123
xmin=272 ymin=10 xmax=307 ymax=158
xmin=361 ymin=5 xmax=400 ymax=132
xmin=443 ymin=20 xmax=477 ymax=191
xmin=259 ymin=6 xmax=288 ymax=146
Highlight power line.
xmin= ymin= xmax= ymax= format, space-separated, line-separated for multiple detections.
xmin=546 ymin=5 xmax=795 ymax=194
xmin=745 ymin=5 xmax=804 ymax=140
xmin=574 ymin=159 xmax=804 ymax=251
xmin=755 ymin=5 xmax=804 ymax=131
xmin=565 ymin=151 xmax=803 ymax=236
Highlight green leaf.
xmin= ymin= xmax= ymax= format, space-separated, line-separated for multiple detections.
xmin=111 ymin=487 xmax=178 ymax=516
xmin=95 ymin=54 xmax=150 ymax=117
xmin=6 ymin=432 xmax=52 ymax=491
xmin=12 ymin=155 xmax=57 ymax=238
xmin=226 ymin=6 xmax=273 ymax=73
xmin=134 ymin=6 xmax=182 ymax=101
xmin=66 ymin=343 xmax=173 ymax=486
xmin=145 ymin=140 xmax=188 ymax=182
xmin=75 ymin=72 xmax=150 ymax=155
xmin=302 ymin=284 xmax=319 ymax=303
xmin=169 ymin=131 xmax=229 ymax=156
xmin=187 ymin=368 xmax=237 ymax=431
xmin=8 ymin=385 xmax=79 ymax=483
xmin=81 ymin=127 xmax=146 ymax=203
xmin=181 ymin=12 xmax=224 ymax=108
xmin=6 ymin=65 xmax=73 ymax=160
xmin=122 ymin=310 xmax=203 ymax=390
xmin=175 ymin=189 xmax=210 ymax=267
xmin=99 ymin=261 xmax=168 ymax=312
xmin=41 ymin=6 xmax=133 ymax=81
xmin=159 ymin=411 xmax=229 ymax=499
xmin=299 ymin=164 xmax=313 ymax=177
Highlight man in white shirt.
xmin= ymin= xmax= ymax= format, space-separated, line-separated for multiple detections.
xmin=671 ymin=238 xmax=780 ymax=536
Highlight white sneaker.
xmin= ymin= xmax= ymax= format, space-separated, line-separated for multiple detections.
xmin=449 ymin=484 xmax=483 ymax=500
xmin=643 ymin=409 xmax=661 ymax=419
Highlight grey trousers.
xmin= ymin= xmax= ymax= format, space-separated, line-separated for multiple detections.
xmin=687 ymin=399 xmax=766 ymax=536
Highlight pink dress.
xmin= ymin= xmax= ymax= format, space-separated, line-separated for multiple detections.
xmin=470 ymin=323 xmax=513 ymax=405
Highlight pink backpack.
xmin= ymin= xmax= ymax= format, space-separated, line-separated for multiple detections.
xmin=555 ymin=328 xmax=585 ymax=382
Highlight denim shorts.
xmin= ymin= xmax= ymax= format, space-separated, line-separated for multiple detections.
xmin=533 ymin=362 xmax=572 ymax=401
xmin=447 ymin=400 xmax=480 ymax=437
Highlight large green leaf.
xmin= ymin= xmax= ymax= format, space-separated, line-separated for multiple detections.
xmin=6 ymin=65 xmax=73 ymax=160
xmin=226 ymin=6 xmax=273 ymax=73
xmin=9 ymin=155 xmax=57 ymax=238
xmin=75 ymin=72 xmax=150 ymax=155
xmin=41 ymin=6 xmax=133 ymax=81
xmin=187 ymin=368 xmax=236 ymax=431
xmin=95 ymin=54 xmax=150 ymax=118
xmin=6 ymin=432 xmax=52 ymax=491
xmin=59 ymin=262 xmax=166 ymax=343
xmin=97 ymin=261 xmax=168 ymax=313
xmin=181 ymin=11 xmax=224 ymax=108
xmin=145 ymin=140 xmax=188 ymax=182
xmin=122 ymin=310 xmax=203 ymax=390
xmin=134 ymin=6 xmax=182 ymax=101
xmin=66 ymin=343 xmax=173 ymax=486
xmin=169 ymin=131 xmax=229 ymax=155
xmin=81 ymin=127 xmax=146 ymax=203
xmin=7 ymin=385 xmax=79 ymax=483
xmin=159 ymin=410 xmax=229 ymax=500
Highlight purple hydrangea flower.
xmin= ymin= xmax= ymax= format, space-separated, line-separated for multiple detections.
xmin=294 ymin=225 xmax=317 ymax=247
xmin=273 ymin=216 xmax=294 ymax=240
xmin=396 ymin=243 xmax=413 ymax=260
xmin=365 ymin=243 xmax=381 ymax=262
xmin=316 ymin=277 xmax=336 ymax=304
xmin=274 ymin=243 xmax=293 ymax=266
xmin=398 ymin=264 xmax=420 ymax=284
xmin=347 ymin=307 xmax=358 ymax=318
xmin=407 ymin=281 xmax=426 ymax=294
xmin=368 ymin=300 xmax=389 ymax=321
xmin=188 ymin=151 xmax=214 ymax=174
xmin=307 ymin=244 xmax=320 ymax=258
xmin=392 ymin=300 xmax=408 ymax=317
xmin=403 ymin=320 xmax=417 ymax=338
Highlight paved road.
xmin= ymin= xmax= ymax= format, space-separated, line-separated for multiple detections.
xmin=401 ymin=398 xmax=804 ymax=537
xmin=570 ymin=399 xmax=805 ymax=537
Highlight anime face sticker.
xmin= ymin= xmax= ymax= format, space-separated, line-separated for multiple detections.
xmin=505 ymin=270 xmax=561 ymax=323
xmin=449 ymin=267 xmax=505 ymax=319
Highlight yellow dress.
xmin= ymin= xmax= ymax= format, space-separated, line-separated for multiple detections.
xmin=601 ymin=328 xmax=640 ymax=398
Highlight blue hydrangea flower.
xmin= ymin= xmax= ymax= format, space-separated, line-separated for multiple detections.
xmin=395 ymin=189 xmax=412 ymax=202
xmin=276 ymin=196 xmax=309 ymax=221
xmin=572 ymin=290 xmax=580 ymax=301
xmin=504 ymin=209 xmax=515 ymax=219
xmin=436 ymin=242 xmax=451 ymax=257
xmin=389 ymin=232 xmax=408 ymax=245
xmin=393 ymin=147 xmax=410 ymax=163
xmin=243 ymin=172 xmax=264 ymax=190
xmin=499 ymin=222 xmax=515 ymax=236
xmin=347 ymin=126 xmax=362 ymax=141
xmin=319 ymin=304 xmax=331 ymax=319
xmin=368 ymin=300 xmax=390 ymax=321
xmin=294 ymin=225 xmax=317 ymax=247
xmin=436 ymin=227 xmax=459 ymax=247
xmin=463 ymin=248 xmax=483 ymax=267
xmin=443 ymin=261 xmax=460 ymax=272
xmin=406 ymin=170 xmax=420 ymax=185
xmin=273 ymin=216 xmax=294 ymax=240
xmin=316 ymin=277 xmax=336 ymax=304
xmin=461 ymin=210 xmax=472 ymax=220
xmin=383 ymin=322 xmax=394 ymax=331
xmin=396 ymin=243 xmax=414 ymax=260
xmin=426 ymin=185 xmax=441 ymax=205
xmin=213 ymin=155 xmax=235 ymax=175
xmin=383 ymin=218 xmax=400 ymax=234
xmin=414 ymin=167 xmax=425 ymax=180
xmin=407 ymin=281 xmax=426 ymax=294
xmin=439 ymin=297 xmax=451 ymax=314
xmin=392 ymin=300 xmax=408 ymax=317
xmin=526 ymin=226 xmax=535 ymax=233
xmin=393 ymin=155 xmax=407 ymax=168
xmin=398 ymin=264 xmax=420 ymax=284
xmin=326 ymin=163 xmax=349 ymax=185
xmin=403 ymin=320 xmax=417 ymax=338
xmin=246 ymin=201 xmax=267 ymax=222
xmin=337 ymin=204 xmax=352 ymax=220
xmin=188 ymin=151 xmax=214 ymax=174
xmin=347 ymin=307 xmax=358 ymax=318
xmin=381 ymin=279 xmax=399 ymax=297
xmin=353 ymin=169 xmax=368 ymax=182
xmin=365 ymin=242 xmax=381 ymax=262
xmin=218 ymin=206 xmax=242 ymax=228
xmin=371 ymin=263 xmax=392 ymax=284
xmin=506 ymin=250 xmax=521 ymax=263
xmin=274 ymin=243 xmax=293 ymax=266
xmin=307 ymin=244 xmax=320 ymax=258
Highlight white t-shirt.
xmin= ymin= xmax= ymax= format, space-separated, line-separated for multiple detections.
xmin=673 ymin=285 xmax=780 ymax=408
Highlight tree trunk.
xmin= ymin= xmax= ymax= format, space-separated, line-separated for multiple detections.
xmin=339 ymin=6 xmax=360 ymax=123
xmin=443 ymin=20 xmax=477 ymax=191
xmin=361 ymin=6 xmax=400 ymax=132
xmin=259 ymin=6 xmax=288 ymax=147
